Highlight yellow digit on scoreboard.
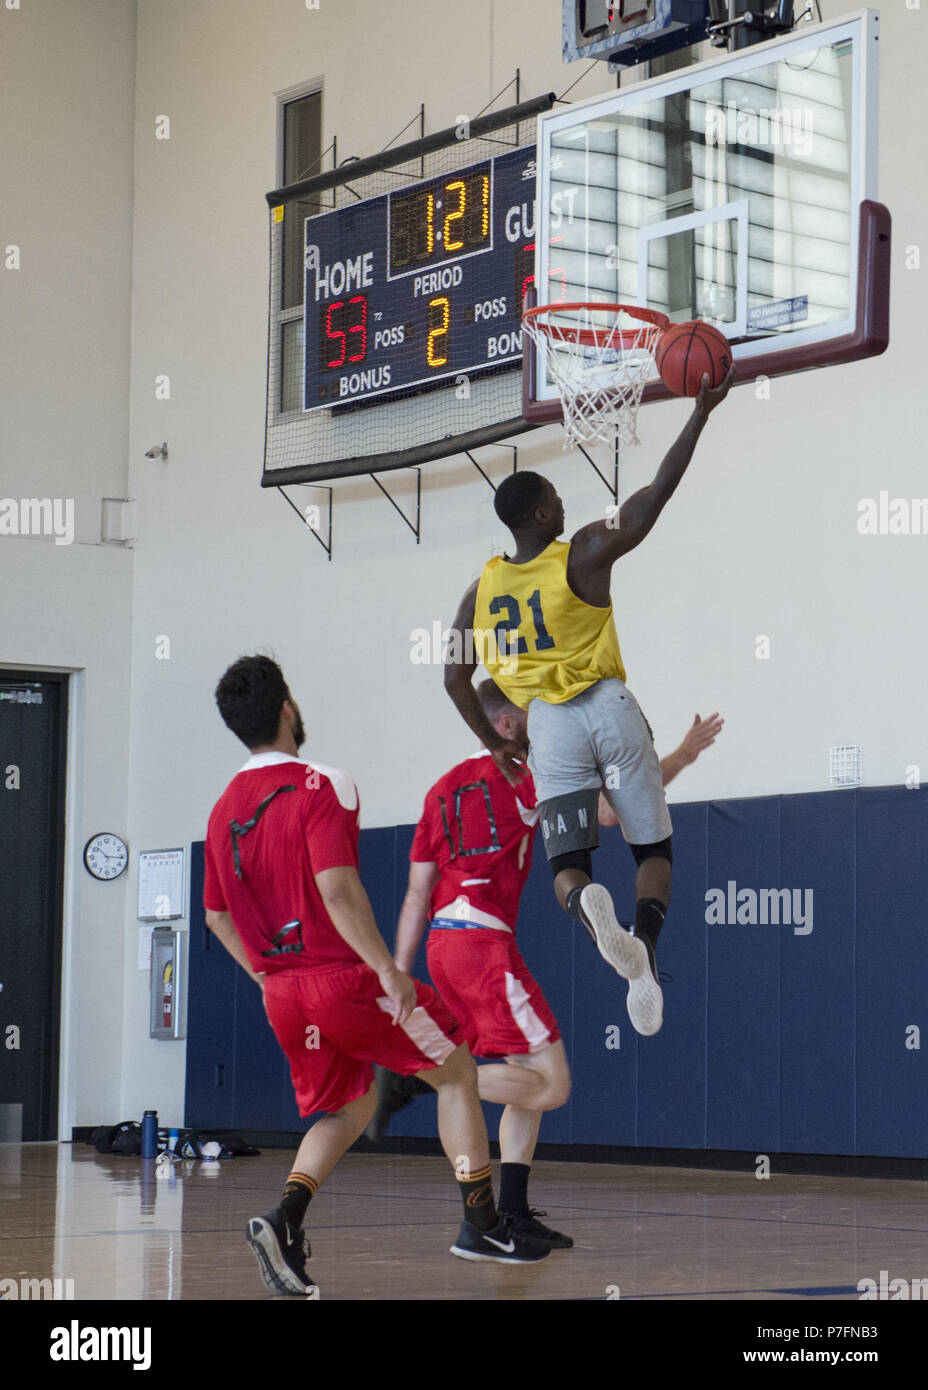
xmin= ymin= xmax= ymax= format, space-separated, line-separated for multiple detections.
xmin=443 ymin=181 xmax=466 ymax=252
xmin=425 ymin=192 xmax=435 ymax=255
xmin=427 ymin=295 xmax=450 ymax=367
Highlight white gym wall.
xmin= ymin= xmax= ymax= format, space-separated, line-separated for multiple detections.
xmin=1 ymin=0 xmax=136 ymax=1134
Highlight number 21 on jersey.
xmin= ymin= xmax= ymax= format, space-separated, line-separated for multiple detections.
xmin=488 ymin=589 xmax=555 ymax=655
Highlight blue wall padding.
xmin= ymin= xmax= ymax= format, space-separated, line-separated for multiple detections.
xmin=185 ymin=786 xmax=928 ymax=1158
xmin=853 ymin=788 xmax=928 ymax=1158
xmin=636 ymin=801 xmax=709 ymax=1150
xmin=778 ymin=791 xmax=856 ymax=1155
xmin=185 ymin=841 xmax=237 ymax=1130
xmin=705 ymin=797 xmax=782 ymax=1151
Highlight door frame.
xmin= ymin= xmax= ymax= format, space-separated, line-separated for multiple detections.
xmin=0 ymin=667 xmax=70 ymax=1140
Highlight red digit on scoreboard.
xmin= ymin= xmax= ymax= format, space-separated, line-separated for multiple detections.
xmin=325 ymin=300 xmax=347 ymax=368
xmin=521 ymin=242 xmax=535 ymax=312
xmin=347 ymin=294 xmax=367 ymax=363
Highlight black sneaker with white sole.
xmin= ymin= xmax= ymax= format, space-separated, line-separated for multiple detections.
xmin=245 ymin=1206 xmax=317 ymax=1296
xmin=625 ymin=927 xmax=664 ymax=1036
xmin=579 ymin=883 xmax=647 ymax=981
xmin=500 ymin=1209 xmax=573 ymax=1249
xmin=450 ymin=1217 xmax=552 ymax=1264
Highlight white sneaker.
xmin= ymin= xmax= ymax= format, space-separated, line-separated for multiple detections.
xmin=626 ymin=932 xmax=663 ymax=1037
xmin=578 ymin=884 xmax=646 ymax=980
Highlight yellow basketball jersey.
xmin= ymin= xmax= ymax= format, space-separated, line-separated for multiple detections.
xmin=473 ymin=540 xmax=626 ymax=708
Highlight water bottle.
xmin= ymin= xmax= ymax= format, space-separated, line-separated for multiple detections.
xmin=168 ymin=1128 xmax=179 ymax=1154
xmin=141 ymin=1109 xmax=158 ymax=1159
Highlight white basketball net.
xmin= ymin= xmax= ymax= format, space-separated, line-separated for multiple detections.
xmin=523 ymin=305 xmax=665 ymax=449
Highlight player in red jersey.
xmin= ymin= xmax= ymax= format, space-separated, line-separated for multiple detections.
xmin=203 ymin=656 xmax=551 ymax=1295
xmin=379 ymin=680 xmax=722 ymax=1242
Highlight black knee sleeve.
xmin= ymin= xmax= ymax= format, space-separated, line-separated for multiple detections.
xmin=629 ymin=836 xmax=673 ymax=867
xmin=550 ymin=848 xmax=593 ymax=880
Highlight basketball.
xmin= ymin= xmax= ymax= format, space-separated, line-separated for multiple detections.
xmin=655 ymin=320 xmax=732 ymax=397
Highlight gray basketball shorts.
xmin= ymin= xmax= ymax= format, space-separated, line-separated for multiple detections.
xmin=527 ymin=678 xmax=672 ymax=855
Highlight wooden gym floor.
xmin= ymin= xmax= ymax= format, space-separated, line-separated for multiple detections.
xmin=2 ymin=1142 xmax=926 ymax=1301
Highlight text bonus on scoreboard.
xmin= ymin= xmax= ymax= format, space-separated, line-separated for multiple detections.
xmin=303 ymin=146 xmax=542 ymax=411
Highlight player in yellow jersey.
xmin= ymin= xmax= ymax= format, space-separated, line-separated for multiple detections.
xmin=444 ymin=369 xmax=734 ymax=1034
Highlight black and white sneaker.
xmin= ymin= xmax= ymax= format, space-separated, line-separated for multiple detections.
xmin=365 ymin=1066 xmax=434 ymax=1140
xmin=626 ymin=928 xmax=663 ymax=1037
xmin=450 ymin=1217 xmax=551 ymax=1264
xmin=500 ymin=1209 xmax=573 ymax=1249
xmin=245 ymin=1207 xmax=317 ymax=1296
xmin=579 ymin=884 xmax=646 ymax=981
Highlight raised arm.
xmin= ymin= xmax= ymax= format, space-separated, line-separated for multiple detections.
xmin=659 ymin=712 xmax=724 ymax=786
xmin=597 ymin=711 xmax=724 ymax=825
xmin=570 ymin=369 xmax=735 ymax=588
xmin=442 ymin=579 xmax=528 ymax=786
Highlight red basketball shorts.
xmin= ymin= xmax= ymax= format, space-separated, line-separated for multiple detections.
xmin=263 ymin=961 xmax=460 ymax=1116
xmin=426 ymin=928 xmax=560 ymax=1059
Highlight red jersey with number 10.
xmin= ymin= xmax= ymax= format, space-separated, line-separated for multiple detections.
xmin=410 ymin=750 xmax=538 ymax=930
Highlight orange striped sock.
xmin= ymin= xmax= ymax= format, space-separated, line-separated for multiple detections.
xmin=455 ymin=1162 xmax=497 ymax=1232
xmin=280 ymin=1171 xmax=319 ymax=1228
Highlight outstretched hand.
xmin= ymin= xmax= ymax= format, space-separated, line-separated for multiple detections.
xmin=695 ymin=363 xmax=736 ymax=415
xmin=680 ymin=712 xmax=724 ymax=765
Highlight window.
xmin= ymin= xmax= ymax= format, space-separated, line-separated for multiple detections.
xmin=276 ymin=88 xmax=323 ymax=415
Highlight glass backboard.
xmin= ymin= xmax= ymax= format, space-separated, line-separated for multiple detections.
xmin=526 ymin=10 xmax=888 ymax=421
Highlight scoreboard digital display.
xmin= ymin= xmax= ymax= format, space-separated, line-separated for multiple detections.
xmin=303 ymin=146 xmax=537 ymax=411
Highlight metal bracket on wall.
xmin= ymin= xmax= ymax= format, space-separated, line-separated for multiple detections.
xmin=463 ymin=444 xmax=519 ymax=492
xmin=369 ymin=468 xmax=421 ymax=543
xmin=575 ymin=437 xmax=620 ymax=505
xmin=473 ymin=71 xmax=522 ymax=142
xmin=292 ymin=137 xmax=338 ymax=208
xmin=378 ymin=103 xmax=427 ymax=176
xmin=555 ymin=60 xmax=605 ymax=105
xmin=277 ymin=484 xmax=333 ymax=560
xmin=339 ymin=103 xmax=429 ymax=204
xmin=335 ymin=106 xmax=428 ymax=207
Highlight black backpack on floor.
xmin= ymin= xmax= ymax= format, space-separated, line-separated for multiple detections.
xmin=90 ymin=1121 xmax=143 ymax=1155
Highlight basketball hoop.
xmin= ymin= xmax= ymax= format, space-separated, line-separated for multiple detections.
xmin=522 ymin=302 xmax=670 ymax=449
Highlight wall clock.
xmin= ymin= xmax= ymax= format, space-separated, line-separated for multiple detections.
xmin=83 ymin=833 xmax=129 ymax=880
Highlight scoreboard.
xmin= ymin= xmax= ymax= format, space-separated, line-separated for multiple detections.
xmin=562 ymin=0 xmax=711 ymax=67
xmin=303 ymin=146 xmax=537 ymax=412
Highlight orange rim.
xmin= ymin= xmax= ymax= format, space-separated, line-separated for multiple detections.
xmin=522 ymin=301 xmax=671 ymax=350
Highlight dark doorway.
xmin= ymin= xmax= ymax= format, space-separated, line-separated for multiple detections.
xmin=0 ymin=671 xmax=68 ymax=1141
